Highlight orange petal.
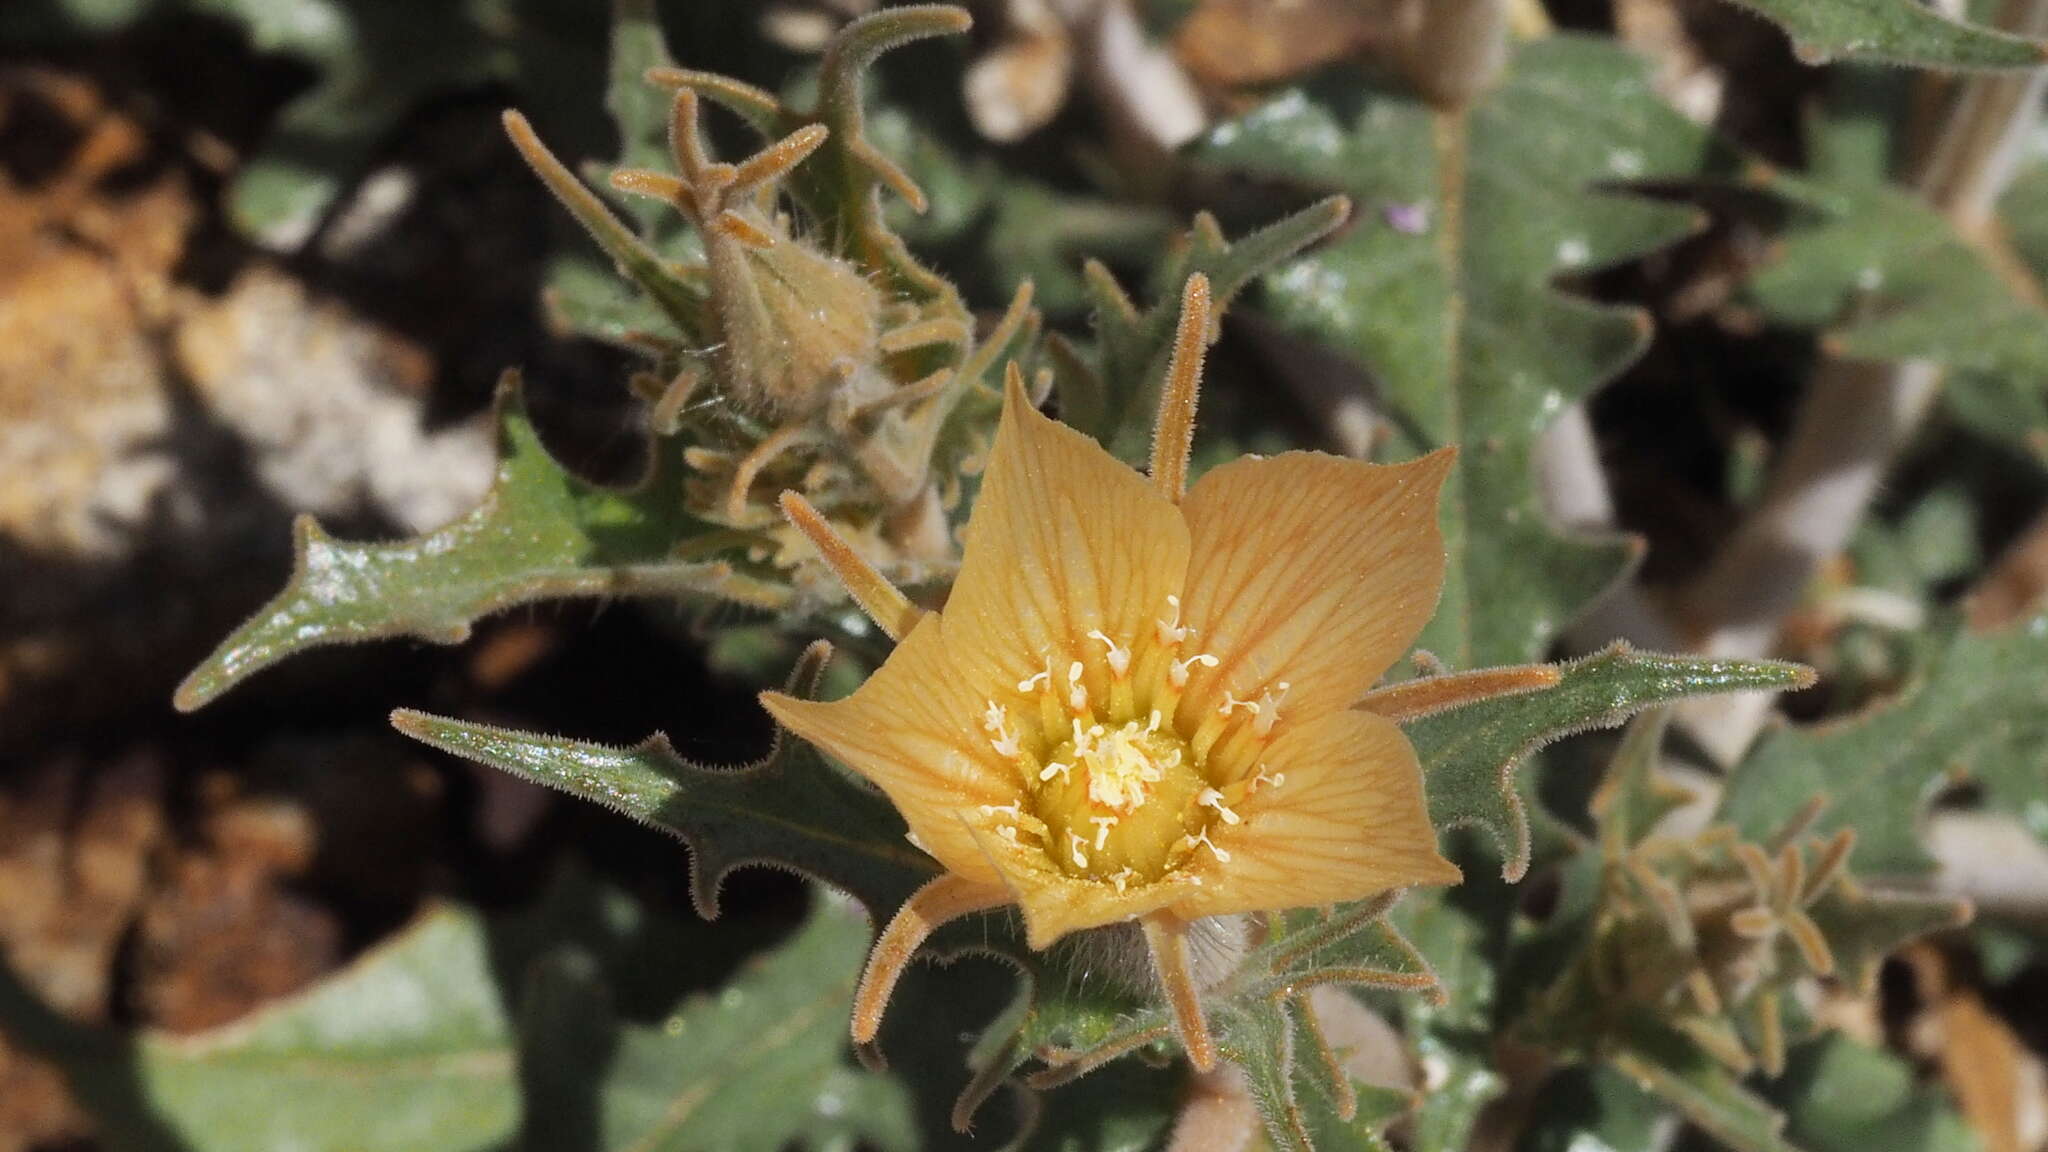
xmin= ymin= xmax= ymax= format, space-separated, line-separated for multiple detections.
xmin=1173 ymin=710 xmax=1459 ymax=920
xmin=1176 ymin=449 xmax=1451 ymax=723
xmin=940 ymin=372 xmax=1191 ymax=700
xmin=761 ymin=613 xmax=1022 ymax=886
xmin=963 ymin=815 xmax=1197 ymax=949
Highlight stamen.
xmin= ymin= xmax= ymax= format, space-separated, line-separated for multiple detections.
xmin=1039 ymin=760 xmax=1072 ymax=783
xmin=1192 ymin=830 xmax=1231 ymax=863
xmin=1197 ymin=788 xmax=1243 ymax=825
xmin=1071 ymin=719 xmax=1099 ymax=757
xmin=1112 ymin=867 xmax=1136 ymax=894
xmin=1066 ymin=660 xmax=1089 ymax=713
xmin=1017 ymin=666 xmax=1051 ymax=693
xmin=1252 ymin=764 xmax=1286 ymax=790
xmin=1090 ymin=815 xmax=1119 ymax=850
xmin=1219 ymin=691 xmax=1260 ymax=717
xmin=1169 ymin=652 xmax=1219 ymax=689
xmin=1252 ymin=682 xmax=1290 ymax=737
xmin=1155 ymin=594 xmax=1191 ymax=646
xmin=1147 ymin=709 xmax=1162 ymax=733
xmin=977 ymin=802 xmax=1020 ymax=818
xmin=981 ymin=701 xmax=1022 ymax=758
xmin=1068 ymin=832 xmax=1090 ymax=869
xmin=1088 ymin=630 xmax=1132 ymax=676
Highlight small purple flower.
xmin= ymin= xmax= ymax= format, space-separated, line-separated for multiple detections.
xmin=1382 ymin=200 xmax=1430 ymax=235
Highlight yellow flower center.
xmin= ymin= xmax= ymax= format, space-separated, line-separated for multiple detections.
xmin=1036 ymin=718 xmax=1205 ymax=883
xmin=975 ymin=597 xmax=1292 ymax=891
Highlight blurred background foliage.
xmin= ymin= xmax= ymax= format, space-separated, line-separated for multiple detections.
xmin=2 ymin=0 xmax=2048 ymax=1150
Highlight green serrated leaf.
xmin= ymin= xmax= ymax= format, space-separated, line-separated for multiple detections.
xmin=966 ymin=901 xmax=1432 ymax=1151
xmin=175 ymin=375 xmax=788 ymax=712
xmin=1197 ymin=37 xmax=1726 ymax=668
xmin=1713 ymin=0 xmax=2048 ymax=69
xmin=201 ymin=0 xmax=613 ymax=243
xmin=1769 ymin=1035 xmax=1982 ymax=1152
xmin=601 ymin=0 xmax=680 ymax=233
xmin=6 ymin=875 xmax=912 ymax=1152
xmin=1720 ymin=614 xmax=2048 ymax=877
xmin=1220 ymin=998 xmax=1395 ymax=1152
xmin=1744 ymin=175 xmax=2048 ymax=407
xmin=872 ymin=108 xmax=1175 ymax=314
xmin=1388 ymin=888 xmax=1503 ymax=1152
xmin=544 ymin=0 xmax=712 ymax=343
xmin=519 ymin=890 xmax=916 ymax=1152
xmin=1805 ymin=880 xmax=1974 ymax=992
xmin=0 ymin=905 xmax=517 ymax=1152
xmin=1747 ymin=174 xmax=2048 ymax=464
xmin=392 ymin=645 xmax=936 ymax=923
xmin=1405 ymin=645 xmax=1812 ymax=881
xmin=1608 ymin=1027 xmax=1803 ymax=1152
xmin=1059 ymin=198 xmax=1351 ymax=456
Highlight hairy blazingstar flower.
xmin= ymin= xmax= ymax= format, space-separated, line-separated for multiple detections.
xmin=764 ymin=275 xmax=1461 ymax=1069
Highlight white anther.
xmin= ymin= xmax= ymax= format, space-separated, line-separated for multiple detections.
xmin=1039 ymin=760 xmax=1072 ymax=783
xmin=978 ymin=802 xmax=1021 ymax=818
xmin=1071 ymin=718 xmax=1097 ymax=757
xmin=1155 ymin=594 xmax=1191 ymax=645
xmin=1252 ymin=764 xmax=1286 ymax=790
xmin=1169 ymin=652 xmax=1219 ymax=689
xmin=1198 ymin=788 xmax=1243 ymax=825
xmin=1017 ymin=665 xmax=1051 ymax=693
xmin=1088 ymin=630 xmax=1132 ymax=676
xmin=1147 ymin=709 xmax=1162 ymax=733
xmin=1219 ymin=691 xmax=1260 ymax=717
xmin=999 ymin=824 xmax=1019 ymax=843
xmin=982 ymin=701 xmax=1022 ymax=757
xmin=1069 ymin=832 xmax=1090 ymax=869
xmin=1067 ymin=660 xmax=1089 ymax=712
xmin=1112 ymin=867 xmax=1136 ymax=894
xmin=1190 ymin=830 xmax=1231 ymax=863
xmin=1090 ymin=815 xmax=1118 ymax=850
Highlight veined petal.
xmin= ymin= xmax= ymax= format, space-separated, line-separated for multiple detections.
xmin=964 ymin=814 xmax=1198 ymax=950
xmin=1176 ymin=449 xmax=1451 ymax=723
xmin=761 ymin=614 xmax=1022 ymax=886
xmin=941 ymin=375 xmax=1191 ymax=699
xmin=1172 ymin=710 xmax=1458 ymax=920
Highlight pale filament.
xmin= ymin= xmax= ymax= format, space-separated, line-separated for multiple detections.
xmin=1197 ymin=788 xmax=1242 ymax=825
xmin=1168 ymin=652 xmax=1219 ymax=690
xmin=1252 ymin=682 xmax=1291 ymax=737
xmin=981 ymin=701 xmax=1022 ymax=758
xmin=1155 ymin=594 xmax=1192 ymax=646
xmin=1088 ymin=629 xmax=1132 ymax=677
xmin=1179 ymin=829 xmax=1231 ymax=863
xmin=1090 ymin=815 xmax=1118 ymax=849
